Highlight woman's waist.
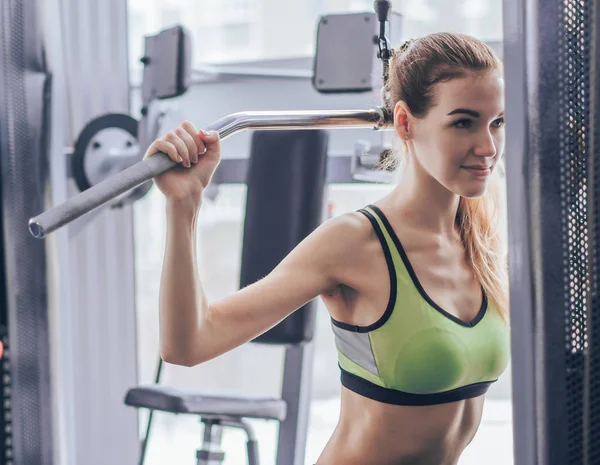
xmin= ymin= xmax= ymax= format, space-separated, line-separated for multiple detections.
xmin=318 ymin=388 xmax=485 ymax=464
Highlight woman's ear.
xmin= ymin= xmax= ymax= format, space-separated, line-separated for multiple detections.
xmin=393 ymin=101 xmax=411 ymax=140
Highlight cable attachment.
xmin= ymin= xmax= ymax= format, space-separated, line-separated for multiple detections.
xmin=374 ymin=0 xmax=393 ymax=86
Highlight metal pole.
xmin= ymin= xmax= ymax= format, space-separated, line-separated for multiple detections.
xmin=137 ymin=356 xmax=163 ymax=465
xmin=276 ymin=342 xmax=315 ymax=465
xmin=28 ymin=107 xmax=390 ymax=239
xmin=502 ymin=3 xmax=538 ymax=465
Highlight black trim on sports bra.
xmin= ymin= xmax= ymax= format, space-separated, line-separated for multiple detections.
xmin=330 ymin=208 xmax=397 ymax=333
xmin=340 ymin=367 xmax=495 ymax=406
xmin=368 ymin=205 xmax=488 ymax=328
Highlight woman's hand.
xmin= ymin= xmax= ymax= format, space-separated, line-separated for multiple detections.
xmin=144 ymin=120 xmax=221 ymax=207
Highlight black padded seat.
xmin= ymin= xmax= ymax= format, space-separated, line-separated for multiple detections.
xmin=124 ymin=385 xmax=287 ymax=421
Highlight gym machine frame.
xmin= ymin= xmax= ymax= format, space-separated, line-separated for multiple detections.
xmin=28 ymin=0 xmax=396 ymax=239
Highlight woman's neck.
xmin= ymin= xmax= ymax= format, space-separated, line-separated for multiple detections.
xmin=385 ymin=161 xmax=461 ymax=237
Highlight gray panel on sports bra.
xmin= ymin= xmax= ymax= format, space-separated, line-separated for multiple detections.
xmin=331 ymin=324 xmax=379 ymax=377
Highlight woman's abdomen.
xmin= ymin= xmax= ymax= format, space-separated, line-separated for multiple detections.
xmin=317 ymin=387 xmax=485 ymax=465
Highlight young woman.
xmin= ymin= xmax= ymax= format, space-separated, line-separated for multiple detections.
xmin=144 ymin=32 xmax=511 ymax=465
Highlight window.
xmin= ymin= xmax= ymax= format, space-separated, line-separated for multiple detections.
xmin=226 ymin=0 xmax=256 ymax=14
xmin=162 ymin=8 xmax=181 ymax=28
xmin=223 ymin=22 xmax=252 ymax=48
xmin=128 ymin=0 xmax=503 ymax=72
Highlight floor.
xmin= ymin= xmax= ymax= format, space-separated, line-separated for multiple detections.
xmin=142 ymin=397 xmax=514 ymax=465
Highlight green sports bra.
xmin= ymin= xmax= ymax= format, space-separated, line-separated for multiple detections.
xmin=331 ymin=205 xmax=511 ymax=406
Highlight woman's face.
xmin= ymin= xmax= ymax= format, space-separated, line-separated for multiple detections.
xmin=395 ymin=69 xmax=505 ymax=199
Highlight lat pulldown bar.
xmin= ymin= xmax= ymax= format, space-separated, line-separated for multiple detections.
xmin=28 ymin=1 xmax=395 ymax=239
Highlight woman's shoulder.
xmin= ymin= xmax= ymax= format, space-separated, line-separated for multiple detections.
xmin=321 ymin=208 xmax=377 ymax=241
xmin=308 ymin=209 xmax=380 ymax=286
xmin=306 ymin=209 xmax=380 ymax=270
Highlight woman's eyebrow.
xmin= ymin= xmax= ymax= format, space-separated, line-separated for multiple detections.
xmin=447 ymin=108 xmax=480 ymax=117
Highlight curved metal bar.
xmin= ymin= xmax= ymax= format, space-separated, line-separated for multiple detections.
xmin=28 ymin=107 xmax=391 ymax=238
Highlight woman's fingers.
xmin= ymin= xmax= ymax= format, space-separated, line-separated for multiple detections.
xmin=165 ymin=131 xmax=191 ymax=167
xmin=152 ymin=140 xmax=181 ymax=164
xmin=175 ymin=126 xmax=203 ymax=164
xmin=181 ymin=121 xmax=205 ymax=154
xmin=144 ymin=121 xmax=215 ymax=168
xmin=198 ymin=129 xmax=220 ymax=147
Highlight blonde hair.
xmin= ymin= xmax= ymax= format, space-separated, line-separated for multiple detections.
xmin=382 ymin=32 xmax=509 ymax=323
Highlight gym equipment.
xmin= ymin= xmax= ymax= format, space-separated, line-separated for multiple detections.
xmin=29 ymin=108 xmax=389 ymax=239
xmin=351 ymin=140 xmax=395 ymax=183
xmin=313 ymin=9 xmax=402 ymax=93
xmin=503 ymin=0 xmax=600 ymax=463
xmin=67 ymin=25 xmax=192 ymax=212
xmin=70 ymin=113 xmax=141 ymax=192
xmin=140 ymin=25 xmax=191 ymax=103
xmin=28 ymin=0 xmax=397 ymax=240
xmin=0 ymin=0 xmax=54 ymax=462
xmin=125 ymin=129 xmax=328 ymax=465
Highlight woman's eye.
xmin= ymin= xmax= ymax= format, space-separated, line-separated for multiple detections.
xmin=454 ymin=119 xmax=473 ymax=129
xmin=492 ymin=118 xmax=505 ymax=128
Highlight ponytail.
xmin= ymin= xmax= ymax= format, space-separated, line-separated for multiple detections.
xmin=456 ymin=166 xmax=509 ymax=323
